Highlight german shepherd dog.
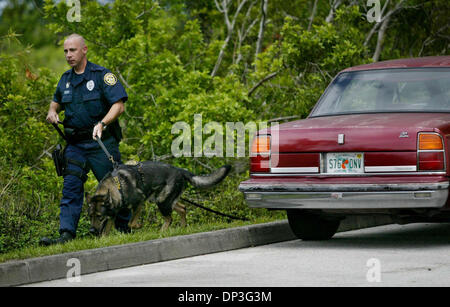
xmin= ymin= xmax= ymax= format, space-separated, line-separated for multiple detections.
xmin=86 ymin=161 xmax=231 ymax=236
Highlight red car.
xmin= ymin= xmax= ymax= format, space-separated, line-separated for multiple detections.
xmin=239 ymin=56 xmax=450 ymax=240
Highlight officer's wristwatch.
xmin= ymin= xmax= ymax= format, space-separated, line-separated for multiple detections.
xmin=99 ymin=121 xmax=107 ymax=130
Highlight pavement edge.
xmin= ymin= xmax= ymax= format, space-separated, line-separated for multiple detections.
xmin=0 ymin=216 xmax=392 ymax=286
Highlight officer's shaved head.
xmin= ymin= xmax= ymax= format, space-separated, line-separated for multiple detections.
xmin=64 ymin=33 xmax=88 ymax=71
xmin=65 ymin=33 xmax=86 ymax=47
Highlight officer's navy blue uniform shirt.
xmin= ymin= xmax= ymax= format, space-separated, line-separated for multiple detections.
xmin=53 ymin=61 xmax=128 ymax=129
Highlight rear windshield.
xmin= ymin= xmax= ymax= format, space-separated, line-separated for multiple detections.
xmin=310 ymin=68 xmax=450 ymax=117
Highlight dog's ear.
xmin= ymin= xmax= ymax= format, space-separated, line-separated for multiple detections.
xmin=92 ymin=194 xmax=107 ymax=203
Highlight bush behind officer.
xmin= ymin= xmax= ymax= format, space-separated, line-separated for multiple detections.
xmin=40 ymin=34 xmax=130 ymax=246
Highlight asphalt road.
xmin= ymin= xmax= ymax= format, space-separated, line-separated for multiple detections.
xmin=27 ymin=223 xmax=450 ymax=287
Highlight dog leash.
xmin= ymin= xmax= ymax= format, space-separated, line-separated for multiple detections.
xmin=180 ymin=197 xmax=249 ymax=221
xmin=52 ymin=121 xmax=67 ymax=142
xmin=94 ymin=135 xmax=119 ymax=169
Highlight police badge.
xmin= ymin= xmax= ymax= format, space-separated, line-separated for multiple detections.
xmin=87 ymin=80 xmax=95 ymax=91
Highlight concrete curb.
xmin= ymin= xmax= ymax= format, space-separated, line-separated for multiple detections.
xmin=0 ymin=216 xmax=392 ymax=286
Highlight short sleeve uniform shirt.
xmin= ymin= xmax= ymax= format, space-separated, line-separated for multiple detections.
xmin=53 ymin=61 xmax=128 ymax=129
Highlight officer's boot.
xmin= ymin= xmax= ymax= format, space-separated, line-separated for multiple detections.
xmin=39 ymin=231 xmax=74 ymax=246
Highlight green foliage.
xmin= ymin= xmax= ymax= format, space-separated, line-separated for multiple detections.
xmin=0 ymin=0 xmax=53 ymax=49
xmin=250 ymin=7 xmax=371 ymax=119
xmin=0 ymin=40 xmax=64 ymax=252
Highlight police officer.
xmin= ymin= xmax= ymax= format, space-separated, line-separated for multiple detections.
xmin=40 ymin=34 xmax=130 ymax=246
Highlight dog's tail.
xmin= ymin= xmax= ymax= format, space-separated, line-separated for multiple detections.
xmin=183 ymin=165 xmax=231 ymax=188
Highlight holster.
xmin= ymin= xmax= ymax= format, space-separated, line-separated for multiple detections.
xmin=52 ymin=144 xmax=65 ymax=177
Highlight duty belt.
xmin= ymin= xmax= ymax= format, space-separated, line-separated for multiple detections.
xmin=64 ymin=126 xmax=112 ymax=144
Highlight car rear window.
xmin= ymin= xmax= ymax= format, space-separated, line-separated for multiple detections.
xmin=310 ymin=68 xmax=450 ymax=117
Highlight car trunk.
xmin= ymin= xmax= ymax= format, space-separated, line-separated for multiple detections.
xmin=254 ymin=113 xmax=448 ymax=174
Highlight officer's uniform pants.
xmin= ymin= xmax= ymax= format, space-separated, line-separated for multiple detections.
xmin=60 ymin=136 xmax=130 ymax=236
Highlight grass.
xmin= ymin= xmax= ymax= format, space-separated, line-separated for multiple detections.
xmin=0 ymin=215 xmax=285 ymax=264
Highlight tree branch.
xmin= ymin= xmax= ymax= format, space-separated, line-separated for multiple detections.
xmin=307 ymin=0 xmax=319 ymax=31
xmin=234 ymin=0 xmax=258 ymax=65
xmin=325 ymin=0 xmax=343 ymax=23
xmin=364 ymin=0 xmax=406 ymax=48
xmin=248 ymin=71 xmax=278 ymax=97
xmin=372 ymin=13 xmax=391 ymax=62
xmin=211 ymin=0 xmax=249 ymax=77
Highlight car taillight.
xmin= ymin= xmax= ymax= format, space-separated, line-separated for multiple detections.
xmin=418 ymin=133 xmax=443 ymax=150
xmin=250 ymin=135 xmax=270 ymax=172
xmin=251 ymin=135 xmax=271 ymax=156
xmin=418 ymin=132 xmax=445 ymax=171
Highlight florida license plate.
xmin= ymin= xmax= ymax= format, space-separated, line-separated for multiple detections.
xmin=325 ymin=153 xmax=364 ymax=174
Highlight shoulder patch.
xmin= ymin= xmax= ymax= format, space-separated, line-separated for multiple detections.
xmin=104 ymin=72 xmax=118 ymax=86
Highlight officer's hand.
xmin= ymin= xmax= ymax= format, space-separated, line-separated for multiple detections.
xmin=46 ymin=110 xmax=59 ymax=124
xmin=93 ymin=122 xmax=103 ymax=140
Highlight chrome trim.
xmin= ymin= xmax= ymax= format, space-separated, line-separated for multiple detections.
xmin=271 ymin=167 xmax=319 ymax=173
xmin=417 ymin=150 xmax=445 ymax=153
xmin=239 ymin=182 xmax=449 ymax=210
xmin=399 ymin=131 xmax=409 ymax=138
xmin=417 ymin=132 xmax=446 ymax=172
xmin=364 ymin=165 xmax=417 ymax=172
xmin=320 ymin=153 xmax=325 ymax=173
xmin=243 ymin=191 xmax=448 ymax=209
xmin=240 ymin=182 xmax=449 ymax=192
xmin=250 ymin=171 xmax=446 ymax=177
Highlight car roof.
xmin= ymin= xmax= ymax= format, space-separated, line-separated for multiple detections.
xmin=341 ymin=56 xmax=450 ymax=73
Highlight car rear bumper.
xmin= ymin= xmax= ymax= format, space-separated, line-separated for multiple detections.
xmin=239 ymin=181 xmax=450 ymax=209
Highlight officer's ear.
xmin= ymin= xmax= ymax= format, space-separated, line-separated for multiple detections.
xmin=81 ymin=43 xmax=88 ymax=56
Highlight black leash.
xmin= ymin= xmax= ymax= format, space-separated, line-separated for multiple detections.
xmin=52 ymin=122 xmax=67 ymax=142
xmin=180 ymin=197 xmax=249 ymax=221
xmin=94 ymin=135 xmax=119 ymax=169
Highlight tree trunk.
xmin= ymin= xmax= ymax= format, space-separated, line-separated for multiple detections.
xmin=325 ymin=0 xmax=342 ymax=23
xmin=255 ymin=0 xmax=268 ymax=64
xmin=211 ymin=0 xmax=249 ymax=77
xmin=307 ymin=0 xmax=318 ymax=31
xmin=372 ymin=14 xmax=391 ymax=62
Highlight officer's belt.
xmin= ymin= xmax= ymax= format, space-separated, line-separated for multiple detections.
xmin=64 ymin=126 xmax=112 ymax=144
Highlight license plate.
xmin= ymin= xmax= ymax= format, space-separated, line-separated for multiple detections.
xmin=325 ymin=153 xmax=364 ymax=174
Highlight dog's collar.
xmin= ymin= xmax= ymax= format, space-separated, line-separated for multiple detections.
xmin=111 ymin=168 xmax=126 ymax=208
xmin=109 ymin=163 xmax=145 ymax=210
xmin=112 ymin=175 xmax=121 ymax=191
